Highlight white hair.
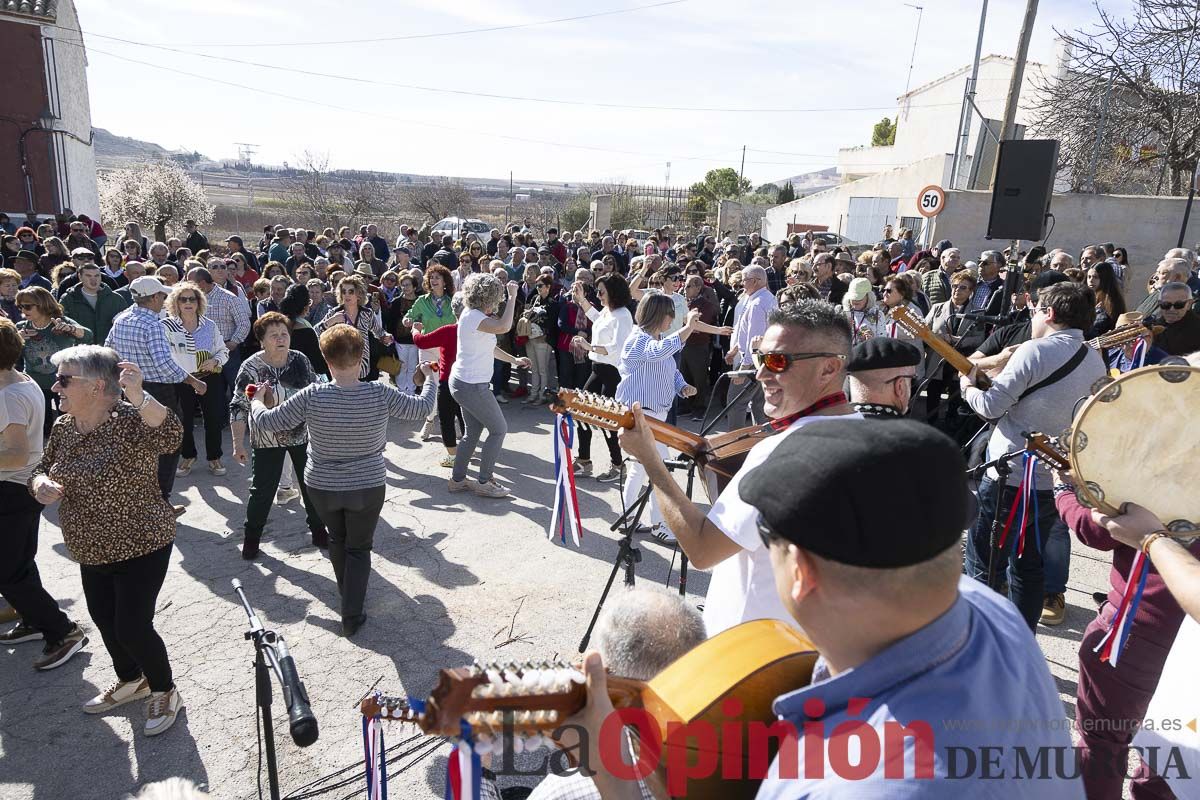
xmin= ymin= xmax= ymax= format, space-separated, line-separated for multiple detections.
xmin=127 ymin=778 xmax=209 ymax=800
xmin=594 ymin=588 xmax=706 ymax=681
xmin=743 ymin=265 xmax=767 ymax=285
xmin=461 ymin=272 xmax=503 ymax=312
xmin=51 ymin=345 xmax=121 ymax=398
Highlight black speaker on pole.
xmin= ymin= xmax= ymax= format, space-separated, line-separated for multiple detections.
xmin=986 ymin=139 xmax=1059 ymax=241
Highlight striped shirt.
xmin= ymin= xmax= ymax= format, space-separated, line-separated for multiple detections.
xmin=616 ymin=328 xmax=686 ymax=414
xmin=105 ymin=305 xmax=189 ymax=384
xmin=250 ymin=379 xmax=436 ymax=491
xmin=204 ymin=284 xmax=251 ymax=346
xmin=316 ymin=304 xmax=385 ymax=379
xmin=161 ymin=315 xmax=229 ymax=376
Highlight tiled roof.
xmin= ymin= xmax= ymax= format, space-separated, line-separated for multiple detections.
xmin=0 ymin=0 xmax=58 ymax=20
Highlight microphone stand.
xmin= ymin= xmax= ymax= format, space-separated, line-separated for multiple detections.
xmin=233 ymin=579 xmax=318 ymax=800
xmin=965 ymin=447 xmax=1025 ymax=592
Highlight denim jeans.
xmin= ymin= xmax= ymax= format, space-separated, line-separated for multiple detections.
xmin=450 ymin=376 xmax=508 ymax=484
xmin=964 ymin=476 xmax=1057 ymax=630
xmin=1042 ymin=517 xmax=1071 ymax=596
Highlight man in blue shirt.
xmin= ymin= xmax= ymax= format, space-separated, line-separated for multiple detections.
xmin=572 ymin=420 xmax=1081 ymax=799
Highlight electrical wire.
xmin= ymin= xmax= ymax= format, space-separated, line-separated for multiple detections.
xmin=119 ymin=0 xmax=690 ymax=48
xmin=58 ymin=28 xmax=962 ymax=116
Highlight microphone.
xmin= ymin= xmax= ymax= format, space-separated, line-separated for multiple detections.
xmin=724 ymin=367 xmax=759 ymax=377
xmin=274 ymin=636 xmax=319 ymax=747
xmin=959 ymin=310 xmax=1007 ymax=325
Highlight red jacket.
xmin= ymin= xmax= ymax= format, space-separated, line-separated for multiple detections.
xmin=412 ymin=323 xmax=457 ymax=382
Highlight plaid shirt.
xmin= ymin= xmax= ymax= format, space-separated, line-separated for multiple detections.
xmin=205 ymin=284 xmax=251 ymax=345
xmin=105 ymin=305 xmax=190 ymax=384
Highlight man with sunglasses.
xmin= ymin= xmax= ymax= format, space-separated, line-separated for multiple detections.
xmin=1151 ymin=281 xmax=1200 ymax=356
xmin=846 ymin=337 xmax=921 ymax=418
xmin=618 ymin=299 xmax=859 ymax=635
xmin=1134 ymin=258 xmax=1190 ymax=317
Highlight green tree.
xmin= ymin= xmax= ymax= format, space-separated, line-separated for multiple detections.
xmin=871 ymin=117 xmax=897 ymax=146
xmin=688 ymin=167 xmax=752 ymax=206
xmin=777 ymin=182 xmax=796 ymax=203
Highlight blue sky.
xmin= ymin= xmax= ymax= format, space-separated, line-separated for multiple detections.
xmin=77 ymin=0 xmax=1119 ymax=185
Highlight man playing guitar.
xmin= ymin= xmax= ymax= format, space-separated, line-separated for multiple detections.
xmin=618 ymin=299 xmax=860 ymax=635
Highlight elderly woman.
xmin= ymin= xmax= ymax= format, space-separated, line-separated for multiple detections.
xmin=842 ymin=277 xmax=889 ymax=346
xmin=230 ymin=311 xmax=325 ymax=559
xmin=15 ymin=286 xmax=92 ymax=434
xmin=923 ymin=269 xmax=983 ymax=425
xmin=304 ymin=278 xmax=331 ymax=327
xmin=316 ymin=274 xmax=392 ymax=381
xmin=0 ymin=319 xmax=85 ymax=668
xmin=251 ymin=325 xmax=437 ymax=636
xmin=404 ymin=264 xmax=456 ymax=438
xmin=30 ymin=346 xmax=184 ymax=735
xmin=448 ymin=273 xmax=528 ymax=499
xmin=616 ymin=294 xmax=700 ymax=542
xmin=162 ymin=281 xmax=229 ymax=477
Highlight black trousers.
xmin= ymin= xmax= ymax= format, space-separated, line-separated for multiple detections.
xmin=80 ymin=543 xmax=174 ymax=692
xmin=143 ymin=382 xmax=181 ymax=501
xmin=555 ymin=348 xmax=592 ymax=394
xmin=437 ymin=381 xmax=464 ymax=448
xmin=578 ymin=362 xmax=620 ymax=464
xmin=308 ymin=486 xmax=386 ymax=626
xmin=679 ymin=344 xmax=711 ymax=411
xmin=178 ymin=372 xmax=225 ymax=461
xmin=0 ymin=481 xmax=72 ymax=641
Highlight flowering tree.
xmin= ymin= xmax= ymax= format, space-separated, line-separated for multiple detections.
xmin=98 ymin=162 xmax=215 ymax=242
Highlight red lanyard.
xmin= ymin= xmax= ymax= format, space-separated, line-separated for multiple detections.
xmin=768 ymin=392 xmax=848 ymax=431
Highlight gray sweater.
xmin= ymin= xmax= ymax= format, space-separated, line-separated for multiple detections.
xmin=963 ymin=329 xmax=1105 ymax=489
xmin=251 ymin=379 xmax=436 ymax=491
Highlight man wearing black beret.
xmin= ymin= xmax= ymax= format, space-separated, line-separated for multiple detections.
xmin=846 ymin=337 xmax=921 ymax=418
xmin=745 ymin=419 xmax=1081 ymax=797
xmin=618 ymin=299 xmax=862 ymax=635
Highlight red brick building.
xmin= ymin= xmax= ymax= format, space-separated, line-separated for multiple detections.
xmin=0 ymin=0 xmax=98 ymax=218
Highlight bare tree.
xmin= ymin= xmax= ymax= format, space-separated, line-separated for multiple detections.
xmin=278 ymin=151 xmax=343 ymax=215
xmin=405 ymin=179 xmax=472 ymax=222
xmin=1029 ymin=1 xmax=1200 ymax=195
xmin=341 ymin=174 xmax=401 ymax=223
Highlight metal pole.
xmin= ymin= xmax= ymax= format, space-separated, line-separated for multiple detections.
xmin=1087 ymin=70 xmax=1114 ymax=193
xmin=1179 ymin=159 xmax=1199 ymax=248
xmin=903 ymin=4 xmax=925 ymax=98
xmin=738 ymin=145 xmax=746 ymax=197
xmin=950 ymin=0 xmax=988 ymax=190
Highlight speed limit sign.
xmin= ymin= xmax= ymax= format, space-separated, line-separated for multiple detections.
xmin=917 ymin=184 xmax=946 ymax=218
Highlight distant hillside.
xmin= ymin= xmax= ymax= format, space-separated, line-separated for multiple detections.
xmin=93 ymin=127 xmax=203 ymax=162
xmin=770 ymin=167 xmax=839 ymax=195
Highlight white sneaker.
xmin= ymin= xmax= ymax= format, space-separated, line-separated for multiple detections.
xmin=144 ymin=687 xmax=183 ymax=736
xmin=83 ymin=677 xmax=151 ymax=714
xmin=472 ymin=480 xmax=510 ymax=499
xmin=176 ymin=458 xmax=195 ymax=478
xmin=649 ymin=524 xmax=677 ymax=544
xmin=447 ymin=477 xmax=477 ymax=493
xmin=420 ymin=417 xmax=439 ymax=441
xmin=275 ymin=487 xmax=299 ymax=505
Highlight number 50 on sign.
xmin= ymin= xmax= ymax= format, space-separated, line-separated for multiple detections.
xmin=917 ymin=185 xmax=946 ymax=218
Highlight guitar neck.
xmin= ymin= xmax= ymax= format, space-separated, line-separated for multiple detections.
xmin=889 ymin=307 xmax=984 ymax=383
xmin=643 ymin=416 xmax=707 ymax=457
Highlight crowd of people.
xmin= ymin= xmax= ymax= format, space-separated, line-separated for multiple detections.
xmin=2 ymin=210 xmax=1200 ymax=798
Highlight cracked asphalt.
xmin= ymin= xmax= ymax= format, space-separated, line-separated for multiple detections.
xmin=0 ymin=407 xmax=1106 ymax=799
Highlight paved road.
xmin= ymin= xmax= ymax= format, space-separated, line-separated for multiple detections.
xmin=0 ymin=405 xmax=1108 ymax=799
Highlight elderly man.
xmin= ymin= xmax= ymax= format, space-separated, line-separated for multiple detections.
xmin=105 ymin=276 xmax=207 ymax=506
xmin=144 ymin=241 xmax=171 ymax=273
xmin=620 ymin=300 xmax=859 ymax=634
xmin=921 ymin=246 xmax=962 ymax=305
xmin=1046 ymin=249 xmax=1075 ymax=272
xmin=765 ymin=244 xmax=788 ymax=294
xmin=1164 ymin=246 xmax=1200 ymax=296
xmin=1151 ymin=280 xmax=1200 ymax=355
xmin=12 ymin=251 xmax=51 ymax=291
xmin=724 ymin=265 xmax=776 ymax=430
xmin=973 ymin=250 xmax=1005 ymax=312
xmin=846 ymin=337 xmax=921 ymax=418
xmin=182 ymin=219 xmax=208 ymax=254
xmin=1136 ymin=258 xmax=1191 ymax=316
xmin=365 ymin=223 xmax=389 ymax=264
xmin=114 ymin=261 xmax=148 ymax=305
xmin=284 ymin=241 xmax=312 ymax=277
xmin=192 ymin=260 xmax=250 ymax=404
xmin=590 ymin=235 xmax=627 ymax=274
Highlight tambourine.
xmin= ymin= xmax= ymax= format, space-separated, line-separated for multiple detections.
xmin=1066 ymin=364 xmax=1200 ymax=535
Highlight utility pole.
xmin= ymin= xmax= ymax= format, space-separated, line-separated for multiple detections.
xmin=902 ymin=4 xmax=924 ymax=97
xmin=738 ymin=145 xmax=746 ymax=197
xmin=1087 ymin=70 xmax=1115 ymax=193
xmin=950 ymin=0 xmax=988 ymax=190
xmin=999 ymin=0 xmax=1040 ymax=144
xmin=1179 ymin=158 xmax=1199 ymax=248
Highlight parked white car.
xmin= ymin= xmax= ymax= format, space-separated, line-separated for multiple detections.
xmin=430 ymin=217 xmax=491 ymax=242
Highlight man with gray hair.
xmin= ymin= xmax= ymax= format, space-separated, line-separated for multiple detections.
xmin=725 ymin=264 xmax=775 ymax=429
xmin=1136 ymin=258 xmax=1192 ymax=316
xmin=1164 ymin=247 xmax=1200 ymax=295
xmin=921 ymin=246 xmax=961 ymax=305
xmin=973 ymin=250 xmax=1005 ymax=312
xmin=1152 ymin=281 xmax=1200 ymax=355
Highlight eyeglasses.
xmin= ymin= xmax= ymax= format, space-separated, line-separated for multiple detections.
xmin=177 ymin=296 xmax=198 ymax=304
xmin=751 ymin=350 xmax=846 ymax=373
xmin=1159 ymin=301 xmax=1189 ymax=311
xmin=54 ymin=373 xmax=77 ymax=386
xmin=17 ymin=303 xmax=35 ymax=310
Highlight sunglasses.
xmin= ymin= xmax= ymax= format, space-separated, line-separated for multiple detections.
xmin=751 ymin=350 xmax=846 ymax=373
xmin=18 ymin=303 xmax=35 ymax=310
xmin=177 ymin=296 xmax=198 ymax=303
xmin=54 ymin=373 xmax=77 ymax=386
xmin=1159 ymin=301 xmax=1189 ymax=311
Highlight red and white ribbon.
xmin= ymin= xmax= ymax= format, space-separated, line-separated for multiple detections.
xmin=362 ymin=714 xmax=387 ymax=800
xmin=1095 ymin=550 xmax=1151 ymax=667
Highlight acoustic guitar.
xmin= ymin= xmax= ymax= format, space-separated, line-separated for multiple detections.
xmin=361 ymin=619 xmax=819 ymax=800
xmin=888 ymin=305 xmax=992 ymax=389
xmin=550 ymin=389 xmax=775 ymax=503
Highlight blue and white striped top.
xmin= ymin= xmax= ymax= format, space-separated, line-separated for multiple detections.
xmin=615 ymin=328 xmax=686 ymax=415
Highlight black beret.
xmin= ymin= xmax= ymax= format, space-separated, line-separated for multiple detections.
xmin=13 ymin=249 xmax=39 ymax=264
xmin=846 ymin=337 xmax=922 ymax=373
xmin=739 ymin=419 xmax=967 ymax=568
